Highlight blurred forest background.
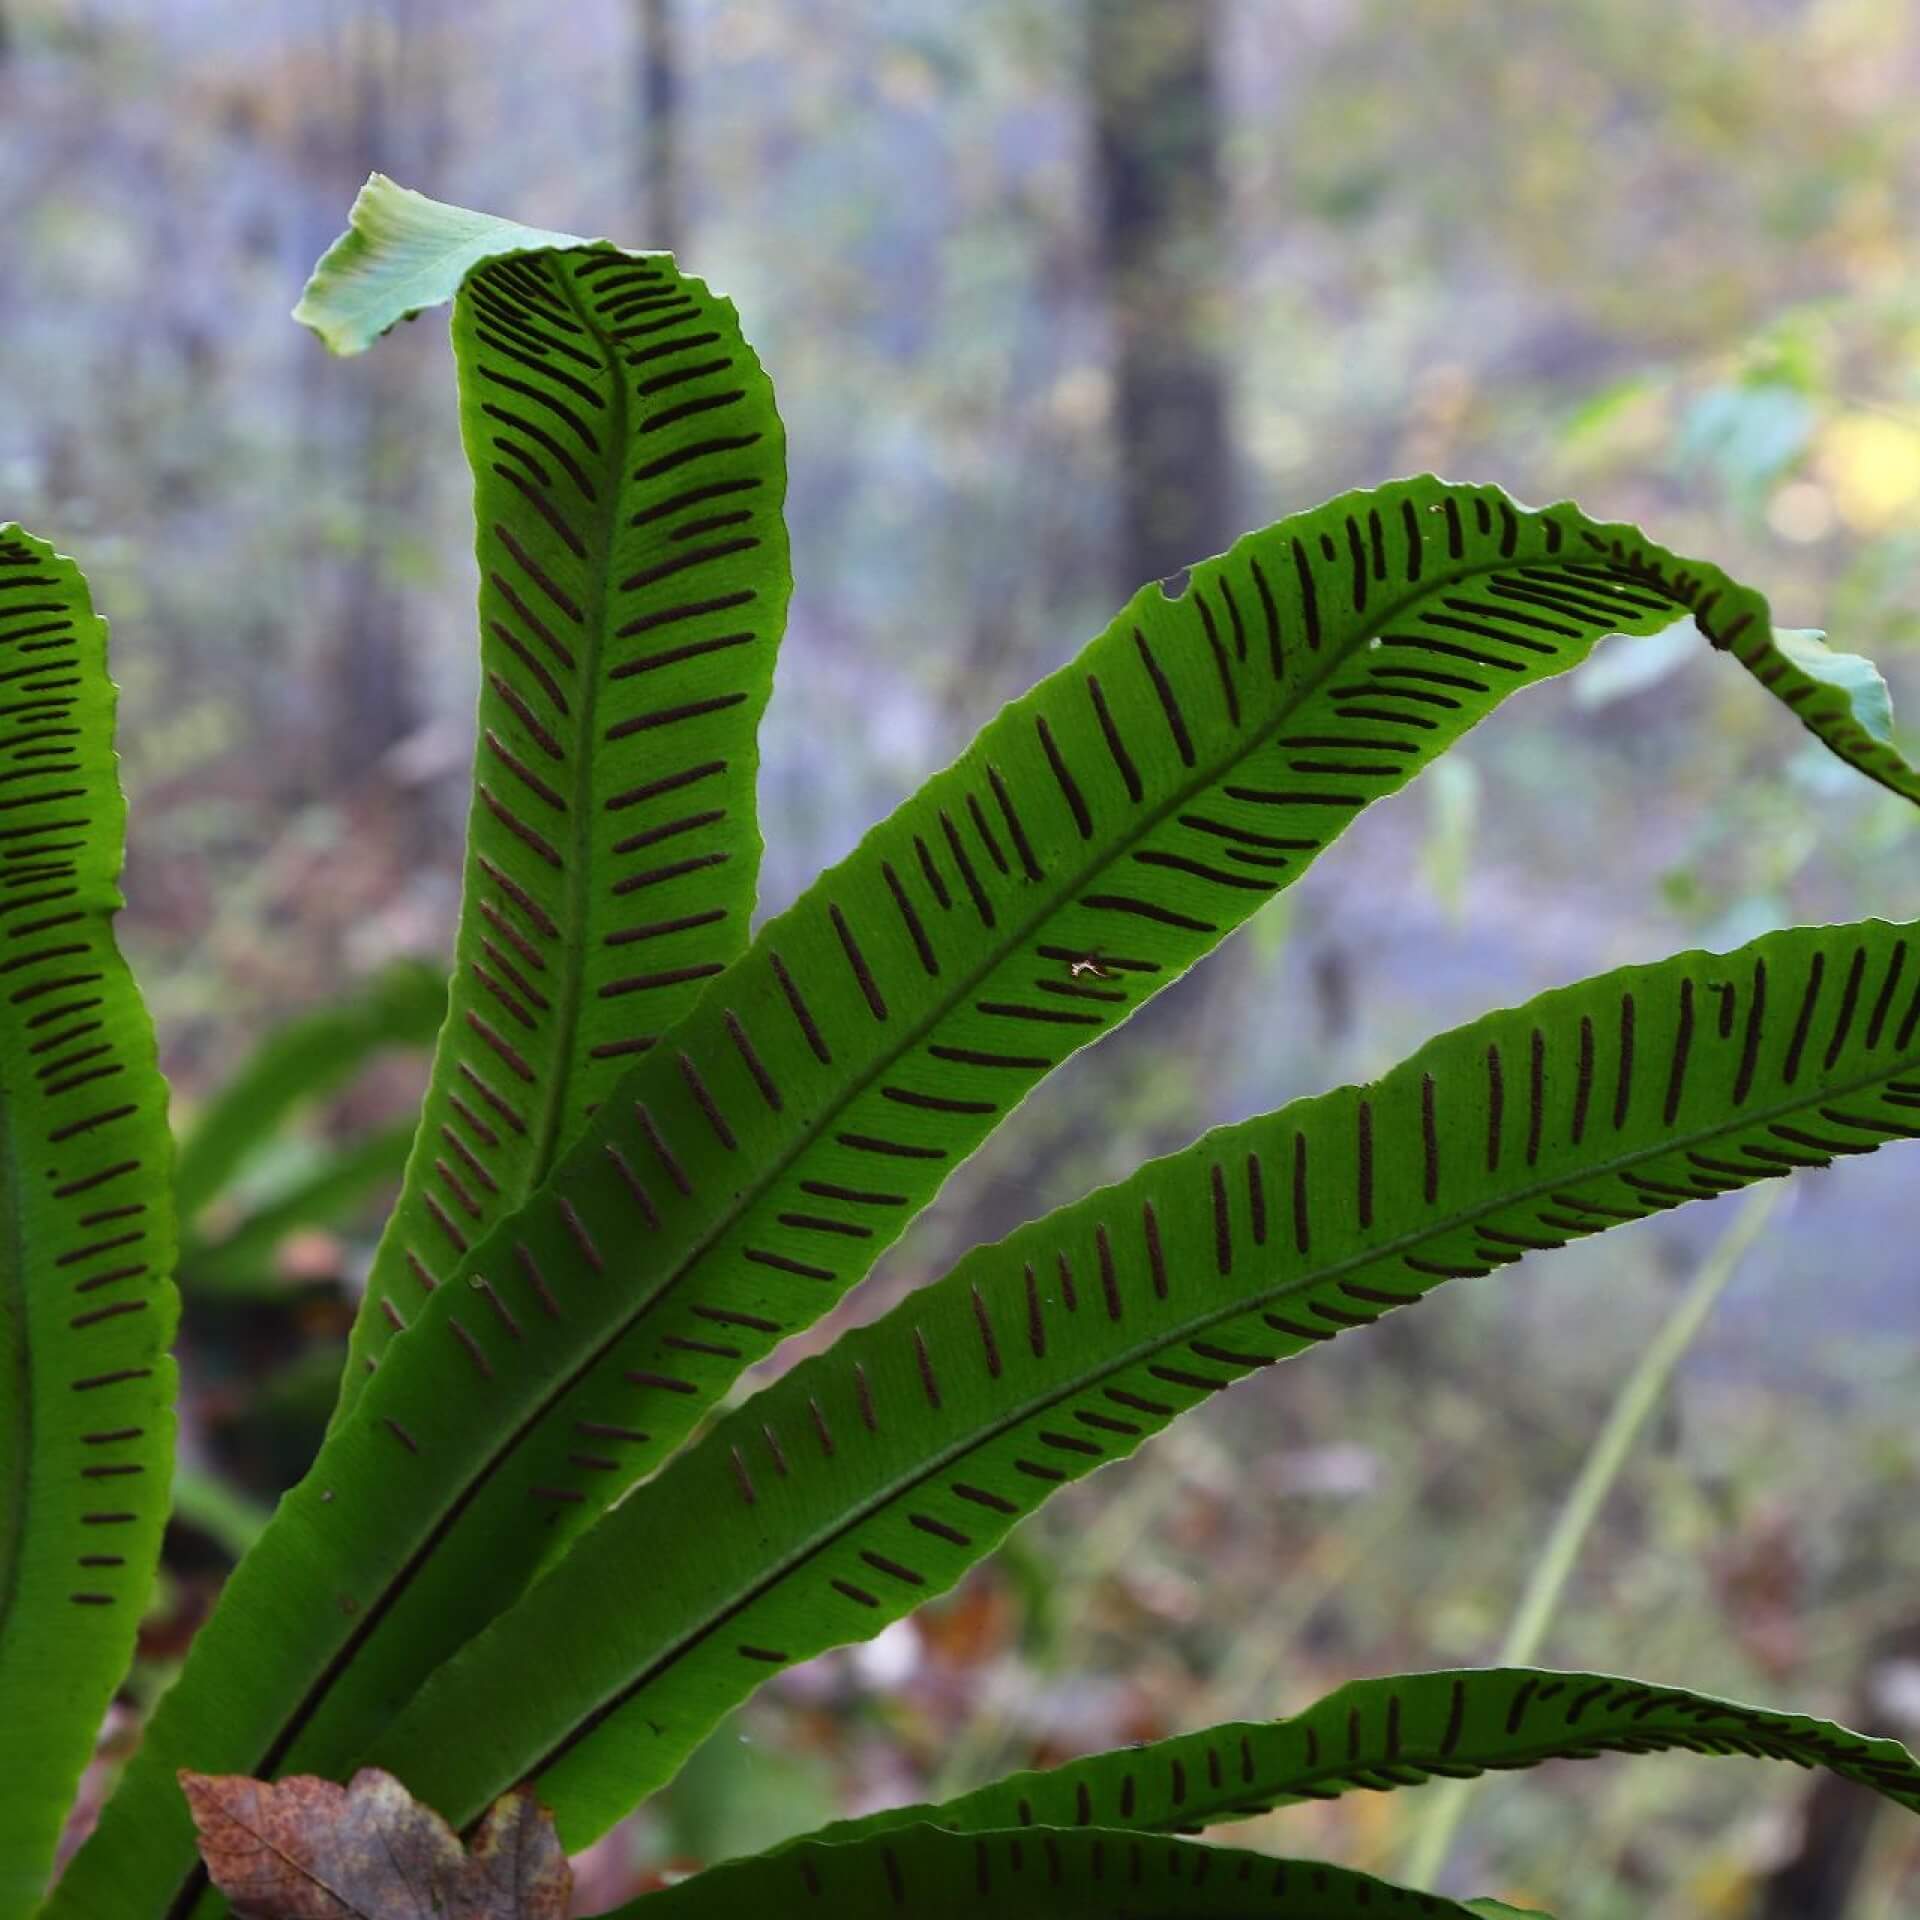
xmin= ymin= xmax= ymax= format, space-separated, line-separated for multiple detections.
xmin=6 ymin=0 xmax=1920 ymax=1912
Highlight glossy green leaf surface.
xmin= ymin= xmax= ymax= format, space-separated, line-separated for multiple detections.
xmin=0 ymin=528 xmax=176 ymax=1918
xmin=296 ymin=177 xmax=793 ymax=1424
xmin=610 ymin=1823 xmax=1500 ymax=1920
xmin=797 ymin=1667 xmax=1920 ymax=1846
xmin=369 ymin=916 xmax=1920 ymax=1843
xmin=65 ymin=480 xmax=1914 ymax=1920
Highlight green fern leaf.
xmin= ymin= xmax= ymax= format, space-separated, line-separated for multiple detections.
xmin=794 ymin=1666 xmax=1920 ymax=1844
xmin=365 ymin=916 xmax=1920 ymax=1844
xmin=294 ymin=176 xmax=793 ymax=1424
xmin=0 ymin=528 xmax=176 ymax=1916
xmin=63 ymin=477 xmax=1920 ymax=1918
xmin=602 ymin=1823 xmax=1507 ymax=1919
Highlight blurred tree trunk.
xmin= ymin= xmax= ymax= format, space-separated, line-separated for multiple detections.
xmin=295 ymin=0 xmax=447 ymax=790
xmin=1087 ymin=0 xmax=1232 ymax=591
xmin=1083 ymin=2 xmax=1260 ymax=1054
xmin=1755 ymin=1622 xmax=1920 ymax=1916
xmin=1755 ymin=1771 xmax=1878 ymax=1918
xmin=334 ymin=17 xmax=417 ymax=783
xmin=635 ymin=0 xmax=683 ymax=254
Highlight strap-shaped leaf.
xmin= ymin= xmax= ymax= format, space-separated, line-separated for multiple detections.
xmin=173 ymin=960 xmax=444 ymax=1223
xmin=364 ymin=915 xmax=1920 ymax=1844
xmin=337 ymin=476 xmax=1920 ymax=1422
xmin=794 ymin=1667 xmax=1920 ymax=1847
xmin=293 ymin=176 xmax=792 ymax=1425
xmin=61 ymin=492 xmax=1914 ymax=1920
xmin=0 ymin=528 xmax=176 ymax=1915
xmin=332 ymin=480 xmax=1920 ymax=1442
xmin=604 ymin=1823 xmax=1502 ymax=1920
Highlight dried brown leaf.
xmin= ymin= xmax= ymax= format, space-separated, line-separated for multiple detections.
xmin=179 ymin=1766 xmax=570 ymax=1919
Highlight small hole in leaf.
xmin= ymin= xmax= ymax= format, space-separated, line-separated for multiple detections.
xmin=1160 ymin=567 xmax=1191 ymax=601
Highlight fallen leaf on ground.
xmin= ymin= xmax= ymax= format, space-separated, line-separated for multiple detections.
xmin=179 ymin=1766 xmax=570 ymax=1918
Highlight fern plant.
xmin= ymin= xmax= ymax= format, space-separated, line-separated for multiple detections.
xmin=9 ymin=177 xmax=1920 ymax=1919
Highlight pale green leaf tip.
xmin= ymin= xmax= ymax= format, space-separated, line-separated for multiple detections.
xmin=291 ymin=173 xmax=586 ymax=358
xmin=1467 ymin=1903 xmax=1556 ymax=1918
xmin=1775 ymin=626 xmax=1898 ymax=743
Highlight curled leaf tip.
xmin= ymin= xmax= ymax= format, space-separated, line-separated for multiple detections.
xmin=292 ymin=176 xmax=585 ymax=357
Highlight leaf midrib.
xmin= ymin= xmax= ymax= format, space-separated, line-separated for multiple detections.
xmin=182 ymin=515 xmax=1642 ymax=1890
xmin=516 ymin=1005 xmax=1914 ymax=1788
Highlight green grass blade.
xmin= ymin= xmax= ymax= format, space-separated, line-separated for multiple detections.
xmin=366 ymin=915 xmax=1920 ymax=1843
xmin=182 ymin=1120 xmax=419 ymax=1296
xmin=1400 ymin=1185 xmax=1779 ymax=1887
xmin=172 ymin=960 xmax=443 ymax=1224
xmin=0 ymin=528 xmax=176 ymax=1918
xmin=167 ymin=1470 xmax=270 ymax=1562
xmin=63 ymin=486 xmax=1916 ymax=1919
xmin=789 ymin=1665 xmax=1920 ymax=1847
xmin=294 ymin=176 xmax=793 ymax=1427
xmin=601 ymin=1823 xmax=1502 ymax=1919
